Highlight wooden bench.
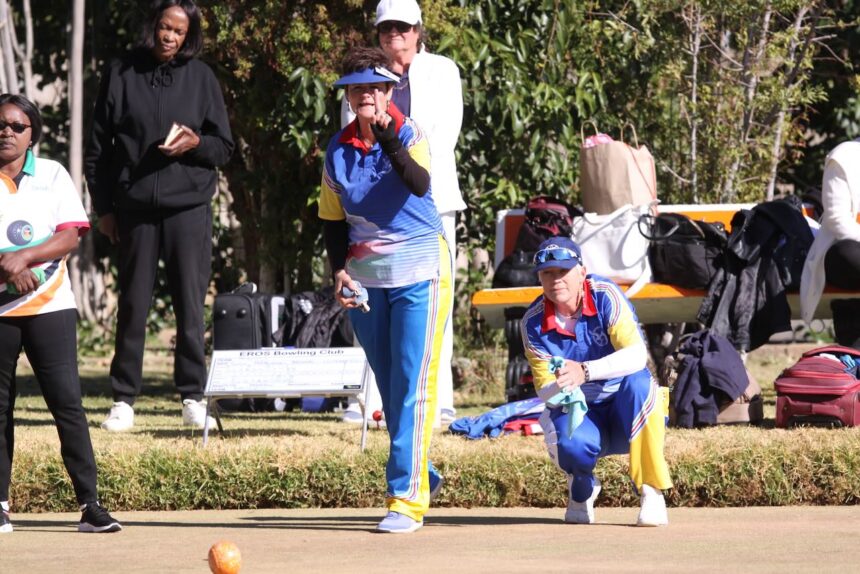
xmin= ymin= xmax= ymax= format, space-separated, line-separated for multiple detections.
xmin=473 ymin=202 xmax=860 ymax=401
xmin=472 ymin=203 xmax=858 ymax=328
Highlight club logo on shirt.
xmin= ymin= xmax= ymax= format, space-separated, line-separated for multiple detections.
xmin=590 ymin=324 xmax=608 ymax=346
xmin=6 ymin=220 xmax=33 ymax=246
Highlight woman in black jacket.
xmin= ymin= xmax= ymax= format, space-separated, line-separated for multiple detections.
xmin=85 ymin=0 xmax=234 ymax=432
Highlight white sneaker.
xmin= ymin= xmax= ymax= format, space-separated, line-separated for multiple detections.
xmin=439 ymin=408 xmax=456 ymax=426
xmin=101 ymin=401 xmax=134 ymax=432
xmin=564 ymin=478 xmax=601 ymax=524
xmin=637 ymin=484 xmax=669 ymax=527
xmin=182 ymin=399 xmax=216 ymax=429
xmin=341 ymin=405 xmax=364 ymax=425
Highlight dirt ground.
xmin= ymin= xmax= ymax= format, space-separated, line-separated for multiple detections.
xmin=1 ymin=506 xmax=858 ymax=573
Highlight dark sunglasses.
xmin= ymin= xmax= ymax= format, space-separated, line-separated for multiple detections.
xmin=0 ymin=121 xmax=31 ymax=134
xmin=378 ymin=21 xmax=414 ymax=34
xmin=534 ymin=247 xmax=580 ymax=265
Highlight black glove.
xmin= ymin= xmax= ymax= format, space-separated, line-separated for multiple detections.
xmin=371 ymin=119 xmax=402 ymax=155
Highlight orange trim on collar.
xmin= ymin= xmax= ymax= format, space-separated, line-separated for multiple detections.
xmin=338 ymin=102 xmax=406 ymax=155
xmin=0 ymin=172 xmax=17 ymax=194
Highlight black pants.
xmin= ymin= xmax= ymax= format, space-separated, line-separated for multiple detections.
xmin=111 ymin=204 xmax=212 ymax=405
xmin=826 ymin=240 xmax=860 ymax=349
xmin=825 ymin=239 xmax=860 ymax=290
xmin=0 ymin=309 xmax=98 ymax=504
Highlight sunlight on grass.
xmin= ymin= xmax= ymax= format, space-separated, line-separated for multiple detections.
xmin=7 ymin=343 xmax=860 ymax=512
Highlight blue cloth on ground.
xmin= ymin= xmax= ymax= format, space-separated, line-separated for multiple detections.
xmin=449 ymin=398 xmax=544 ymax=439
xmin=545 ymin=355 xmax=587 ymax=438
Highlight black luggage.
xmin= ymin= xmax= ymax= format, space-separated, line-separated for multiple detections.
xmin=212 ymin=284 xmax=285 ymax=413
xmin=638 ymin=212 xmax=727 ymax=289
xmin=213 ymin=284 xmax=283 ymax=350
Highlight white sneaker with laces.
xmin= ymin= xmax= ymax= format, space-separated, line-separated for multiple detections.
xmin=564 ymin=477 xmax=601 ymax=524
xmin=182 ymin=399 xmax=216 ymax=429
xmin=101 ymin=401 xmax=134 ymax=432
xmin=637 ymin=484 xmax=669 ymax=527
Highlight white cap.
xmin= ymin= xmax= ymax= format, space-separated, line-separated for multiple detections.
xmin=375 ymin=0 xmax=422 ymax=26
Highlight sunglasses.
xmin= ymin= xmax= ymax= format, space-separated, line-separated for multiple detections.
xmin=0 ymin=121 xmax=31 ymax=134
xmin=378 ymin=21 xmax=414 ymax=34
xmin=534 ymin=247 xmax=581 ymax=265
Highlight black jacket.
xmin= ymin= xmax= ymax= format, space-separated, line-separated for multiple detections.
xmin=672 ymin=329 xmax=749 ymax=428
xmin=85 ymin=49 xmax=234 ymax=215
xmin=697 ymin=197 xmax=813 ymax=352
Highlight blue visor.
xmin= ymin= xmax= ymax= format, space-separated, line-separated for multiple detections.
xmin=334 ymin=66 xmax=401 ymax=86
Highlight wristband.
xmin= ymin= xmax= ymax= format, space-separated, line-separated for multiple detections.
xmin=582 ymin=362 xmax=590 ymax=383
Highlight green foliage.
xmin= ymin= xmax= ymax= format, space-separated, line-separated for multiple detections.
xmin=446 ymin=0 xmax=830 ymax=218
xmin=10 ymin=1 xmax=856 ymax=343
xmin=202 ymin=1 xmax=370 ymax=292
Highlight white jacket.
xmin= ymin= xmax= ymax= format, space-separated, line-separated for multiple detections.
xmin=800 ymin=140 xmax=860 ymax=323
xmin=341 ymin=49 xmax=466 ymax=214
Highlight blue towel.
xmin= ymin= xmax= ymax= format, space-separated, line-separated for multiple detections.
xmin=546 ymin=356 xmax=588 ymax=438
xmin=448 ymin=398 xmax=545 ymax=439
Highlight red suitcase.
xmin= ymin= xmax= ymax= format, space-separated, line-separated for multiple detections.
xmin=774 ymin=345 xmax=860 ymax=428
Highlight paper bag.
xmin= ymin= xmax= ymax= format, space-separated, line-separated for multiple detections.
xmin=579 ymin=122 xmax=657 ymax=215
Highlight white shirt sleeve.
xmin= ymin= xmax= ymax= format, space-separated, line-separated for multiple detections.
xmin=585 ymin=340 xmax=649 ymax=381
xmin=821 ymin=160 xmax=860 ymax=242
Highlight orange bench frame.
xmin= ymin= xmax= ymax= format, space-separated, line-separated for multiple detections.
xmin=472 ymin=204 xmax=857 ymax=328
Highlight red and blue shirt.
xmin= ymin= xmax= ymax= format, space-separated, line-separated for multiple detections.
xmin=319 ymin=104 xmax=442 ymax=288
xmin=521 ymin=275 xmax=648 ymax=403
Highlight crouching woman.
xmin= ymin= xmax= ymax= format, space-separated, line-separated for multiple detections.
xmin=520 ymin=236 xmax=672 ymax=526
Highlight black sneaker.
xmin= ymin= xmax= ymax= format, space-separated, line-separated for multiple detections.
xmin=78 ymin=502 xmax=122 ymax=533
xmin=0 ymin=508 xmax=11 ymax=533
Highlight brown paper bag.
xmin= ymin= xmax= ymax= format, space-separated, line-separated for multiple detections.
xmin=579 ymin=122 xmax=657 ymax=215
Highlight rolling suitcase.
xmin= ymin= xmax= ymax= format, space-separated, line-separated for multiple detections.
xmin=774 ymin=345 xmax=860 ymax=428
xmin=212 ymin=284 xmax=285 ymax=412
xmin=213 ymin=283 xmax=284 ymax=350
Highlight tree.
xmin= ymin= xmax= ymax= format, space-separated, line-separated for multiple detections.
xmin=0 ymin=0 xmax=35 ymax=99
xmin=203 ymin=0 xmax=458 ymax=293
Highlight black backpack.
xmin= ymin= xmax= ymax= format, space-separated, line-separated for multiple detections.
xmin=514 ymin=196 xmax=579 ymax=252
xmin=274 ymin=287 xmax=353 ymax=348
xmin=493 ymin=196 xmax=580 ymax=288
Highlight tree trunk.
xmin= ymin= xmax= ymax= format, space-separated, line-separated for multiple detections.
xmin=686 ymin=2 xmax=702 ymax=203
xmin=20 ymin=0 xmax=32 ymax=98
xmin=67 ymin=0 xmax=106 ymax=323
xmin=721 ymin=5 xmax=772 ymax=202
xmin=7 ymin=0 xmax=33 ymax=99
xmin=0 ymin=0 xmax=18 ymax=94
xmin=765 ymin=5 xmax=818 ymax=200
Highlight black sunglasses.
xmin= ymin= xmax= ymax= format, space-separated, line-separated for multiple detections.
xmin=378 ymin=21 xmax=414 ymax=34
xmin=0 ymin=121 xmax=31 ymax=134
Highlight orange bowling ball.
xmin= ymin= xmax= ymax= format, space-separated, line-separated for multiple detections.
xmin=208 ymin=540 xmax=242 ymax=574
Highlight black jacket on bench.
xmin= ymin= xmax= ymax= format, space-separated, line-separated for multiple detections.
xmin=697 ymin=196 xmax=813 ymax=352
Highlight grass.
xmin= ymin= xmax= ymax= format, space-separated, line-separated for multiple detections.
xmin=6 ymin=343 xmax=860 ymax=513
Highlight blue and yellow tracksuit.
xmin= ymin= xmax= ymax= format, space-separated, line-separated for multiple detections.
xmin=521 ymin=275 xmax=672 ymax=502
xmin=319 ymin=104 xmax=451 ymax=521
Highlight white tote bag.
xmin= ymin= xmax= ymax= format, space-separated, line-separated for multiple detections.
xmin=572 ymin=202 xmax=655 ymax=296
